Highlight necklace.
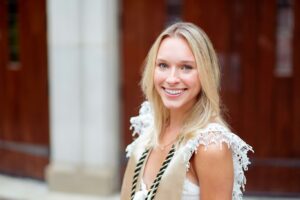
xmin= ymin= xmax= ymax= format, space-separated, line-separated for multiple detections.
xmin=158 ymin=137 xmax=179 ymax=151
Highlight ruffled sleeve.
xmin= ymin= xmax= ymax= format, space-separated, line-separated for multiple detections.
xmin=182 ymin=123 xmax=253 ymax=200
xmin=126 ymin=101 xmax=153 ymax=158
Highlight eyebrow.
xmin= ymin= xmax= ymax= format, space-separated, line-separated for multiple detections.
xmin=156 ymin=58 xmax=196 ymax=65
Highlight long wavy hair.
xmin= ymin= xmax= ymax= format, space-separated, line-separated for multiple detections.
xmin=141 ymin=22 xmax=227 ymax=146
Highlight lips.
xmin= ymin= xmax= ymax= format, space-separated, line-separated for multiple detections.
xmin=163 ymin=87 xmax=186 ymax=96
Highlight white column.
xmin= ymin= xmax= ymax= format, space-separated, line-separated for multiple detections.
xmin=46 ymin=0 xmax=119 ymax=195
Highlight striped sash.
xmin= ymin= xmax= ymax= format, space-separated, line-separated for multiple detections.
xmin=130 ymin=145 xmax=176 ymax=200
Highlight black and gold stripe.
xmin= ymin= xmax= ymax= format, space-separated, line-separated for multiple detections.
xmin=130 ymin=145 xmax=176 ymax=200
xmin=131 ymin=148 xmax=150 ymax=200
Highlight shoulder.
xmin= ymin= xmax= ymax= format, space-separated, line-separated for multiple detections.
xmin=183 ymin=122 xmax=254 ymax=199
xmin=192 ymin=142 xmax=234 ymax=199
xmin=191 ymin=123 xmax=234 ymax=174
xmin=184 ymin=122 xmax=252 ymax=156
xmin=191 ymin=123 xmax=234 ymax=179
xmin=193 ymin=141 xmax=233 ymax=182
xmin=193 ymin=138 xmax=233 ymax=174
xmin=184 ymin=122 xmax=253 ymax=172
xmin=184 ymin=123 xmax=234 ymax=155
xmin=195 ymin=141 xmax=232 ymax=160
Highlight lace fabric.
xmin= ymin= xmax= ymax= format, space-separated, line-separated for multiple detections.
xmin=182 ymin=123 xmax=253 ymax=199
xmin=182 ymin=179 xmax=200 ymax=199
xmin=126 ymin=101 xmax=253 ymax=200
xmin=133 ymin=179 xmax=199 ymax=200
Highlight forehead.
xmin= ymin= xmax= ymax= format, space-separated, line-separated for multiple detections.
xmin=156 ymin=36 xmax=195 ymax=61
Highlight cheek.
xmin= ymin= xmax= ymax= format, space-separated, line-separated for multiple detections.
xmin=187 ymin=74 xmax=201 ymax=95
xmin=194 ymin=75 xmax=201 ymax=88
xmin=184 ymin=73 xmax=200 ymax=86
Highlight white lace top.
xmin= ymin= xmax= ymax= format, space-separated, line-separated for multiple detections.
xmin=127 ymin=101 xmax=253 ymax=200
xmin=182 ymin=179 xmax=200 ymax=200
xmin=134 ymin=178 xmax=199 ymax=200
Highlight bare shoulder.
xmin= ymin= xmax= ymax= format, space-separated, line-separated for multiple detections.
xmin=193 ymin=142 xmax=233 ymax=177
xmin=196 ymin=142 xmax=232 ymax=161
xmin=192 ymin=142 xmax=234 ymax=199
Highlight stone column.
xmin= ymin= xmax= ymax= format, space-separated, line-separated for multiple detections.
xmin=46 ymin=0 xmax=119 ymax=195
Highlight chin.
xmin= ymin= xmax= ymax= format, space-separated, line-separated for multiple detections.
xmin=161 ymin=98 xmax=197 ymax=112
xmin=162 ymin=101 xmax=184 ymax=110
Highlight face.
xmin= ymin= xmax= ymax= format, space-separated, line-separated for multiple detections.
xmin=154 ymin=36 xmax=201 ymax=113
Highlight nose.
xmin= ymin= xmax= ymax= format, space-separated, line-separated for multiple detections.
xmin=166 ymin=67 xmax=179 ymax=84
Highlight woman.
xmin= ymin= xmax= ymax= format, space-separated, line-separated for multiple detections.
xmin=121 ymin=22 xmax=253 ymax=200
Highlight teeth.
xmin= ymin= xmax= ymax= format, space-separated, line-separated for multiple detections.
xmin=164 ymin=89 xmax=184 ymax=95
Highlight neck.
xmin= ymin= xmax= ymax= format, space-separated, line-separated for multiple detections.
xmin=168 ymin=108 xmax=188 ymax=131
xmin=159 ymin=109 xmax=186 ymax=147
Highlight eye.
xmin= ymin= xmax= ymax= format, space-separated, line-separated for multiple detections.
xmin=158 ymin=63 xmax=168 ymax=69
xmin=181 ymin=65 xmax=193 ymax=71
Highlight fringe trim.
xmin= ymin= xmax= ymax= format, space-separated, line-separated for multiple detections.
xmin=183 ymin=123 xmax=253 ymax=200
xmin=126 ymin=101 xmax=254 ymax=200
xmin=126 ymin=102 xmax=153 ymax=158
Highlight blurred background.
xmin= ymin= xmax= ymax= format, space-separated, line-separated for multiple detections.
xmin=0 ymin=0 xmax=299 ymax=199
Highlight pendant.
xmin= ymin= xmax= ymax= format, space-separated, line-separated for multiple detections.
xmin=159 ymin=146 xmax=165 ymax=151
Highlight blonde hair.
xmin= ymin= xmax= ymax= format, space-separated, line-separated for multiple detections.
xmin=141 ymin=22 xmax=227 ymax=146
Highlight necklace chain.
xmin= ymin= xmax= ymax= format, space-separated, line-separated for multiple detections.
xmin=158 ymin=136 xmax=179 ymax=151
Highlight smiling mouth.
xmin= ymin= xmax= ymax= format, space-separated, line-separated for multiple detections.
xmin=163 ymin=87 xmax=186 ymax=95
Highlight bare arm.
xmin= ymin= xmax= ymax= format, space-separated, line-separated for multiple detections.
xmin=192 ymin=143 xmax=234 ymax=200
